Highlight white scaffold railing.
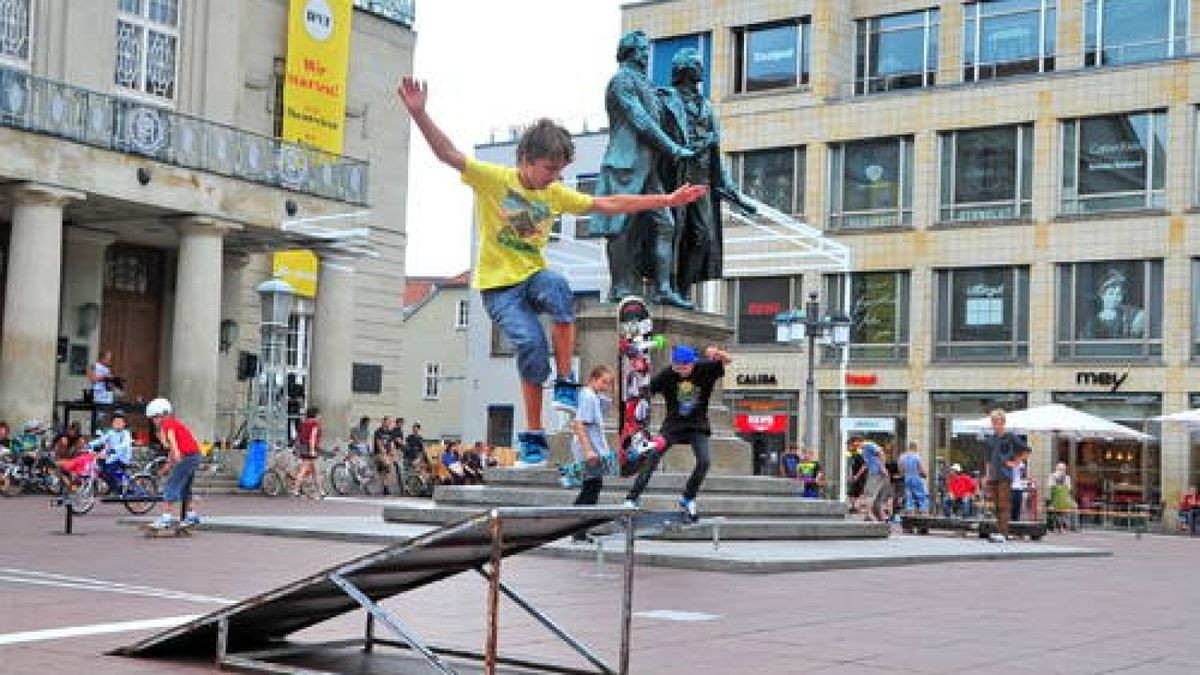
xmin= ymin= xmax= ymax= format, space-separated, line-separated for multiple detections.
xmin=722 ymin=198 xmax=851 ymax=275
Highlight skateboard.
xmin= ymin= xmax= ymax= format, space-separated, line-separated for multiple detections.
xmin=629 ymin=510 xmax=699 ymax=534
xmin=138 ymin=523 xmax=193 ymax=538
xmin=615 ymin=296 xmax=665 ymax=477
xmin=557 ymin=452 xmax=619 ymax=488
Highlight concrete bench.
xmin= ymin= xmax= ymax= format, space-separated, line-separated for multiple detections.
xmin=900 ymin=514 xmax=1047 ymax=541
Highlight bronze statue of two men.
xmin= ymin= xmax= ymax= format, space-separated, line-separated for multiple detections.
xmin=589 ymin=31 xmax=754 ymax=309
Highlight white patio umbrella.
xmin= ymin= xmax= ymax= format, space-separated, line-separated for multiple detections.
xmin=957 ymin=403 xmax=1153 ymax=441
xmin=1152 ymin=409 xmax=1200 ymax=429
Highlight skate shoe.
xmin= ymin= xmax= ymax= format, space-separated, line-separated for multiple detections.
xmin=680 ymin=498 xmax=699 ymax=523
xmin=552 ymin=378 xmax=581 ymax=413
xmin=150 ymin=513 xmax=175 ymax=530
xmin=183 ymin=511 xmax=202 ymax=527
xmin=515 ymin=431 xmax=549 ymax=467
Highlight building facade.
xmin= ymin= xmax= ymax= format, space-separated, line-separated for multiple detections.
xmin=0 ymin=0 xmax=416 ymax=443
xmin=399 ymin=271 xmax=470 ymax=443
xmin=624 ymin=0 xmax=1200 ymax=526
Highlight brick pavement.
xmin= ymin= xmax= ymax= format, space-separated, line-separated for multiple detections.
xmin=1 ymin=493 xmax=1197 ymax=674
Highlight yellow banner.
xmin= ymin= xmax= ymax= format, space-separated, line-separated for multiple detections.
xmin=273 ymin=250 xmax=319 ymax=298
xmin=282 ymin=0 xmax=353 ymax=154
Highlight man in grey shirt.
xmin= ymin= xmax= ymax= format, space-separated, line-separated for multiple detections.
xmin=571 ymin=365 xmax=617 ymax=536
xmin=984 ymin=409 xmax=1031 ymax=542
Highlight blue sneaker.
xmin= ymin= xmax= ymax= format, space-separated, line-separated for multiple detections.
xmin=679 ymin=498 xmax=698 ymax=522
xmin=516 ymin=431 xmax=549 ymax=467
xmin=552 ymin=378 xmax=580 ymax=413
xmin=183 ymin=511 xmax=202 ymax=527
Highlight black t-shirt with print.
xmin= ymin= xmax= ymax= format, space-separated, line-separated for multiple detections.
xmin=650 ymin=359 xmax=725 ymax=439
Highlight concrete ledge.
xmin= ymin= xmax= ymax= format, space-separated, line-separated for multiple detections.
xmin=483 ymin=468 xmax=803 ymax=495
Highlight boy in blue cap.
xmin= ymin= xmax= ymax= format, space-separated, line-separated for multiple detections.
xmin=623 ymin=343 xmax=732 ymax=520
xmin=397 ymin=77 xmax=708 ymax=466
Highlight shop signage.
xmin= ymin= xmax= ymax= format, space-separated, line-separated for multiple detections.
xmin=845 ymin=372 xmax=877 ymax=385
xmin=1075 ymin=370 xmax=1129 ymax=392
xmin=735 ymin=372 xmax=778 ymax=386
xmin=734 ymin=414 xmax=789 ymax=434
xmin=840 ymin=417 xmax=896 ymax=434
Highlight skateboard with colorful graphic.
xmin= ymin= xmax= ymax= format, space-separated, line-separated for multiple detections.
xmin=616 ymin=297 xmax=665 ymax=476
xmin=557 ymin=451 xmax=619 ymax=488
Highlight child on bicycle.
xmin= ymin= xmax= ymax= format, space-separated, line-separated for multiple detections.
xmin=96 ymin=411 xmax=134 ymax=494
xmin=146 ymin=397 xmax=202 ymax=528
xmin=397 ymin=77 xmax=707 ymax=466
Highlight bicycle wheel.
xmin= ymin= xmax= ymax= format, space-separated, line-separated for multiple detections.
xmin=122 ymin=475 xmax=158 ymax=515
xmin=329 ymin=463 xmax=353 ymax=495
xmin=71 ymin=479 xmax=97 ymax=515
xmin=261 ymin=470 xmax=285 ymax=497
xmin=358 ymin=463 xmax=382 ymax=496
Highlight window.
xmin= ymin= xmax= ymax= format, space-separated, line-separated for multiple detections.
xmin=115 ymin=0 xmax=181 ymax=101
xmin=825 ymin=271 xmax=910 ymax=361
xmin=734 ymin=19 xmax=810 ymax=93
xmin=856 ymin=8 xmax=939 ymax=94
xmin=726 ymin=276 xmax=802 ymax=345
xmin=935 ymin=266 xmax=1029 ymax=361
xmin=423 ymin=362 xmax=441 ymax=400
xmin=940 ymin=124 xmax=1033 ymax=222
xmin=1084 ymin=0 xmax=1188 ymax=67
xmin=963 ymin=0 xmax=1056 ymax=81
xmin=286 ymin=312 xmax=312 ymax=371
xmin=732 ymin=147 xmax=805 ymax=216
xmin=0 ymin=0 xmax=31 ymax=66
xmin=1061 ymin=111 xmax=1166 ymax=214
xmin=572 ymin=174 xmax=601 ymax=238
xmin=651 ymin=33 xmax=712 ymax=96
xmin=1190 ymin=259 xmax=1200 ymax=359
xmin=829 ymin=136 xmax=914 ymax=229
xmin=455 ymin=298 xmax=469 ymax=329
xmin=1056 ymin=259 xmax=1163 ymax=359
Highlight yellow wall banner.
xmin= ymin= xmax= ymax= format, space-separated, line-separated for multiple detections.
xmin=283 ymin=0 xmax=353 ymax=154
xmin=274 ymin=250 xmax=320 ymax=298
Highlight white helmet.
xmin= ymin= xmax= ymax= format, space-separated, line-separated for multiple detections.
xmin=145 ymin=397 xmax=172 ymax=417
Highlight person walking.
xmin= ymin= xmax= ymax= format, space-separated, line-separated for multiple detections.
xmin=291 ymin=407 xmax=325 ymax=498
xmin=984 ymin=409 xmax=1030 ymax=542
xmin=397 ymin=76 xmax=706 ymax=467
xmin=622 ymin=345 xmax=732 ymax=522
xmin=899 ymin=442 xmax=929 ymax=513
xmin=856 ymin=441 xmax=890 ymax=522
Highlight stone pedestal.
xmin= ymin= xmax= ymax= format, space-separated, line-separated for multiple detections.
xmin=550 ymin=299 xmax=751 ymax=475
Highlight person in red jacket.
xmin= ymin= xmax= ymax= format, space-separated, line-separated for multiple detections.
xmin=146 ymin=397 xmax=202 ymax=529
xmin=944 ymin=463 xmax=979 ymax=518
xmin=1179 ymin=486 xmax=1199 ymax=531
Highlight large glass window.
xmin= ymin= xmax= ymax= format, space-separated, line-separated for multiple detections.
xmin=856 ymin=8 xmax=939 ymax=94
xmin=940 ymin=124 xmax=1033 ymax=222
xmin=830 ymin=136 xmax=914 ymax=229
xmin=571 ymin=174 xmax=600 ymax=239
xmin=1061 ymin=111 xmax=1166 ymax=214
xmin=935 ymin=266 xmax=1029 ymax=361
xmin=727 ymin=276 xmax=802 ymax=345
xmin=0 ymin=0 xmax=30 ymax=65
xmin=732 ymin=147 xmax=805 ymax=216
xmin=115 ymin=0 xmax=180 ymax=101
xmin=963 ymin=0 xmax=1056 ymax=81
xmin=820 ymin=391 xmax=909 ymax=499
xmin=1056 ymin=259 xmax=1163 ymax=359
xmin=651 ymin=32 xmax=712 ymax=96
xmin=824 ymin=271 xmax=910 ymax=361
xmin=734 ymin=19 xmax=810 ymax=93
xmin=1084 ymin=0 xmax=1188 ymax=67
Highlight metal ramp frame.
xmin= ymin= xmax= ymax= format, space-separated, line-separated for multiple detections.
xmin=113 ymin=506 xmax=638 ymax=675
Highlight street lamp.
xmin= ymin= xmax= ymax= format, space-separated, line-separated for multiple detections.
xmin=775 ymin=291 xmax=852 ymax=484
xmin=256 ymin=278 xmax=296 ymax=450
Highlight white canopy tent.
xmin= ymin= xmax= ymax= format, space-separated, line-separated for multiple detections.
xmin=1153 ymin=409 xmax=1200 ymax=429
xmin=956 ymin=403 xmax=1153 ymax=441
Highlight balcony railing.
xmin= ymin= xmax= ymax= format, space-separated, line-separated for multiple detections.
xmin=0 ymin=66 xmax=369 ymax=206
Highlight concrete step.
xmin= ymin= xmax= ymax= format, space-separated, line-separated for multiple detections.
xmin=380 ymin=504 xmax=886 ymax=541
xmin=431 ymin=485 xmax=847 ymax=518
xmin=483 ymin=467 xmax=802 ymax=496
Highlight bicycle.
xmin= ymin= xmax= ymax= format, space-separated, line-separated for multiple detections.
xmin=327 ymin=445 xmax=382 ymax=496
xmin=261 ymin=449 xmax=326 ymax=498
xmin=67 ymin=451 xmax=160 ymax=515
xmin=398 ymin=453 xmax=436 ymax=498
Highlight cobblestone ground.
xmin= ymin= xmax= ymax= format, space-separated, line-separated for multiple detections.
xmin=1 ymin=493 xmax=1198 ymax=674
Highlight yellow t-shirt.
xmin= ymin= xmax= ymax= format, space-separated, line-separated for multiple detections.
xmin=461 ymin=157 xmax=594 ymax=290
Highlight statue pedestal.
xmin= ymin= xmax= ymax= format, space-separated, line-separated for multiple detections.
xmin=549 ymin=299 xmax=751 ymax=476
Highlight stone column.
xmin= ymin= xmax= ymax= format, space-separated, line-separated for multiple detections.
xmin=0 ymin=183 xmax=84 ymax=424
xmin=309 ymin=255 xmax=355 ymax=441
xmin=169 ymin=217 xmax=236 ymax=440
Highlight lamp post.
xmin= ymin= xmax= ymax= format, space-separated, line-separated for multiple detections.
xmin=776 ymin=292 xmax=851 ymax=491
xmin=256 ymin=278 xmax=296 ymax=450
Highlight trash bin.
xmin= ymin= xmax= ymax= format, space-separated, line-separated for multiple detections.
xmin=238 ymin=439 xmax=268 ymax=490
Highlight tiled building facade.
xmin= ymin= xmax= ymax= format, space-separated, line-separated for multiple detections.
xmin=624 ymin=0 xmax=1200 ymax=525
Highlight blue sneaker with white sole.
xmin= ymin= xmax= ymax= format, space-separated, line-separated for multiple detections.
xmin=552 ymin=378 xmax=580 ymax=413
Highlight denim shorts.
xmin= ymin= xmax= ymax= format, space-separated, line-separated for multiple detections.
xmin=163 ymin=452 xmax=200 ymax=503
xmin=481 ymin=269 xmax=574 ymax=384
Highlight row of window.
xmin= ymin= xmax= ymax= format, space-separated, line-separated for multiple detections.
xmin=727 ymin=257 xmax=1200 ymax=362
xmin=721 ymin=109 xmax=1171 ymax=227
xmin=653 ymin=0 xmax=1192 ymax=99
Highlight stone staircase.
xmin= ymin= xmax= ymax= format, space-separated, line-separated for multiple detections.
xmin=382 ymin=467 xmax=889 ymax=541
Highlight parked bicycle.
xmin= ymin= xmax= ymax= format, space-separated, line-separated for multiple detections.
xmin=261 ymin=448 xmax=327 ymax=498
xmin=398 ymin=453 xmax=436 ymax=498
xmin=327 ymin=445 xmax=382 ymax=496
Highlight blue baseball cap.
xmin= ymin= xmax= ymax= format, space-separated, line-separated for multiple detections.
xmin=671 ymin=344 xmax=697 ymax=365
